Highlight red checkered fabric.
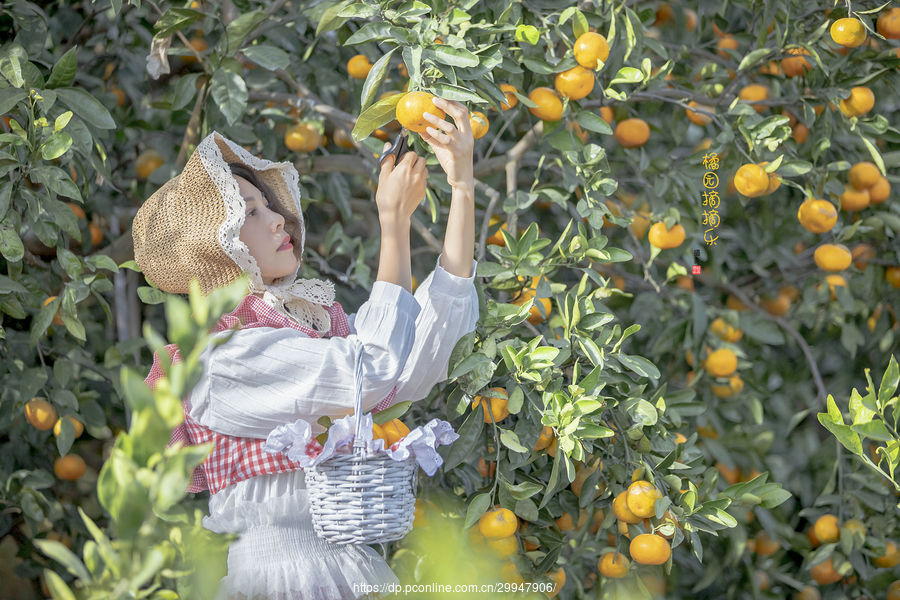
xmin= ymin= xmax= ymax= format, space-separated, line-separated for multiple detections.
xmin=144 ymin=294 xmax=397 ymax=494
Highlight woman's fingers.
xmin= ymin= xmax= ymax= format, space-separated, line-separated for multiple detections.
xmin=423 ymin=111 xmax=456 ymax=135
xmin=432 ymin=98 xmax=472 ymax=135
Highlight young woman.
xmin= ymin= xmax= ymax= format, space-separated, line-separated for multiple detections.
xmin=134 ymin=98 xmax=479 ymax=599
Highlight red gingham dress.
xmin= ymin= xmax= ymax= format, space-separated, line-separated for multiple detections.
xmin=143 ymin=294 xmax=397 ymax=495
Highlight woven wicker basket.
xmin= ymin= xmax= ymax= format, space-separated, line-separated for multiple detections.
xmin=306 ymin=356 xmax=418 ymax=545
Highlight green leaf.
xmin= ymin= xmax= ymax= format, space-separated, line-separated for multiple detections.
xmin=738 ymin=313 xmax=785 ymax=345
xmin=316 ymin=1 xmax=352 ymax=36
xmin=851 ymin=420 xmax=893 ymax=442
xmin=448 ymin=353 xmax=492 ymax=380
xmin=775 ymin=161 xmax=813 ymax=176
xmin=33 ymin=540 xmax=91 ymax=582
xmin=514 ymin=498 xmax=539 ymax=522
xmin=153 ymin=8 xmax=200 ymax=38
xmin=46 ymin=47 xmax=78 ymax=89
xmin=43 ymin=570 xmax=76 ymax=600
xmin=628 ymin=399 xmax=658 ymax=426
xmin=464 ymin=493 xmax=492 ymax=530
xmin=429 ymin=45 xmax=480 ymax=68
xmin=515 ymin=24 xmax=541 ymax=45
xmin=138 ymin=286 xmax=168 ymax=305
xmin=860 ymin=134 xmax=886 ymax=175
xmin=877 ymin=355 xmax=899 ymax=411
xmin=221 ymin=10 xmax=268 ymax=51
xmin=609 ymin=67 xmax=643 ymax=85
xmin=737 ymin=48 xmax=773 ymax=71
xmin=441 ymin=409 xmax=483 ymax=471
xmin=360 ymin=47 xmax=399 ymax=114
xmin=429 ymin=82 xmax=484 ymax=104
xmin=617 ymin=353 xmax=660 ymax=379
xmin=499 ymin=428 xmax=529 ymax=453
xmin=817 ymin=414 xmax=863 ymax=456
xmin=506 ymin=480 xmax=544 ymax=500
xmin=573 ymin=9 xmax=589 ymax=39
xmin=0 ymin=226 xmax=24 ymax=263
xmin=55 ymin=88 xmax=116 ymax=129
xmin=210 ymin=68 xmax=248 ymax=127
xmin=240 ymin=45 xmax=291 ymax=72
xmin=575 ymin=110 xmax=613 ymax=135
xmin=0 ymin=88 xmax=27 ymax=115
xmin=372 ymin=401 xmax=411 ymax=424
xmin=40 ymin=131 xmax=72 ymax=160
xmin=344 ymin=22 xmax=395 ymax=46
xmin=351 ymin=93 xmax=401 ymax=142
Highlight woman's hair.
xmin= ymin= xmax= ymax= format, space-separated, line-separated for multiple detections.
xmin=228 ymin=162 xmax=304 ymax=267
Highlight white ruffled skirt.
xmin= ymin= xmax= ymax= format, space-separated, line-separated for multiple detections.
xmin=205 ymin=471 xmax=399 ymax=600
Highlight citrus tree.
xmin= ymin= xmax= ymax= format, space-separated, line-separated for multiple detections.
xmin=1 ymin=0 xmax=899 ymax=599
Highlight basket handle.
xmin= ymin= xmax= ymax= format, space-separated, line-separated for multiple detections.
xmin=352 ymin=350 xmax=366 ymax=451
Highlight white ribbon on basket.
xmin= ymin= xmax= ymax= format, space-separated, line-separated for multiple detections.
xmin=263 ymin=412 xmax=460 ymax=477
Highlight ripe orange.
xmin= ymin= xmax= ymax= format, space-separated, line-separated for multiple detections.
xmin=874 ymin=541 xmax=900 ymax=568
xmin=629 ymin=209 xmax=651 ymax=238
xmin=734 ymin=163 xmax=770 ymax=198
xmin=135 ymin=149 xmax=165 ymax=180
xmin=571 ymin=463 xmax=602 ymax=500
xmin=726 ymin=294 xmax=748 ymax=312
xmin=598 ymin=552 xmax=630 ymax=578
xmin=599 ymin=106 xmax=614 ymax=125
xmin=739 ymin=84 xmax=769 ymax=113
xmin=793 ymin=122 xmax=809 ymax=143
xmin=851 ymin=243 xmax=876 ymax=271
xmin=782 ymin=48 xmax=812 ymax=77
xmin=810 ymin=557 xmax=843 ymax=584
xmin=813 ymin=514 xmax=840 ymax=544
xmin=500 ymin=562 xmax=524 ymax=584
xmin=685 ymin=9 xmax=698 ymax=31
xmin=555 ymin=508 xmax=588 ymax=531
xmin=574 ymin=32 xmax=610 ymax=69
xmin=814 ymin=243 xmax=852 ymax=272
xmin=182 ymin=36 xmax=207 ymax=64
xmin=716 ymin=462 xmax=742 ymax=485
xmin=630 ymin=534 xmax=671 ymax=565
xmin=486 ymin=216 xmax=508 ymax=246
xmin=512 ymin=286 xmax=552 ymax=325
xmin=110 ymin=87 xmax=127 ymax=107
xmin=347 ymin=54 xmax=372 ymax=79
xmin=625 ymin=481 xmax=662 ymax=518
xmin=673 ymin=432 xmax=688 ymax=444
xmin=887 ymin=581 xmax=900 ymax=600
xmin=686 ymin=101 xmax=715 ymax=126
xmin=89 ymin=223 xmax=103 ymax=246
xmin=67 ymin=202 xmax=86 ymax=219
xmin=796 ymin=585 xmax=822 ymax=600
xmin=711 ymin=317 xmax=743 ymax=342
xmin=705 ymin=348 xmax=738 ymax=378
xmin=711 ymin=374 xmax=744 ymax=398
xmin=877 ymin=8 xmax=900 ymax=39
xmin=477 ymin=456 xmax=496 ymax=478
xmin=886 ymin=267 xmax=900 ymax=288
xmin=395 ymin=91 xmax=446 ymax=134
xmin=381 ymin=419 xmax=410 ymax=447
xmin=755 ymin=531 xmax=781 ymax=556
xmin=25 ymin=398 xmax=58 ymax=430
xmin=676 ymin=275 xmax=694 ymax=291
xmin=53 ymin=415 xmax=84 ymax=439
xmin=546 ymin=568 xmax=566 ymax=598
xmin=716 ymin=35 xmax=740 ymax=58
xmin=527 ymin=87 xmax=564 ymax=121
xmin=849 ymin=162 xmax=881 ymax=189
xmin=533 ymin=426 xmax=554 ymax=450
xmin=554 ymin=66 xmax=595 ymax=100
xmin=568 ymin=121 xmax=589 ymax=144
xmin=486 ymin=535 xmax=518 ymax=557
xmin=831 ymin=18 xmax=867 ymax=48
xmin=613 ymin=490 xmax=643 ymax=524
xmin=844 ymin=518 xmax=866 ymax=537
xmin=647 ymin=222 xmax=685 ymax=249
xmin=614 ymin=118 xmax=650 ymax=148
xmin=821 ymin=274 xmax=847 ymax=300
xmin=54 ymin=455 xmax=87 ymax=480
xmin=478 ymin=507 xmax=518 ymax=539
xmin=839 ymin=86 xmax=875 ymax=118
xmin=333 ymin=127 xmax=354 ymax=149
xmin=797 ymin=198 xmax=837 ymax=233
xmin=472 ymin=388 xmax=509 ymax=423
xmin=469 ymin=111 xmax=489 ymax=140
xmin=869 ymin=177 xmax=891 ymax=203
xmin=840 ymin=185 xmax=870 ymax=212
xmin=760 ymin=293 xmax=791 ymax=317
xmin=498 ymin=83 xmax=518 ymax=111
xmin=284 ymin=123 xmax=321 ymax=152
xmin=42 ymin=296 xmax=65 ymax=326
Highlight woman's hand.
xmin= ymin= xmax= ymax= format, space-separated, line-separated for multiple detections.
xmin=420 ymin=98 xmax=474 ymax=189
xmin=375 ymin=143 xmax=428 ymax=224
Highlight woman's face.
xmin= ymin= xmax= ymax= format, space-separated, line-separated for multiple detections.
xmin=235 ymin=176 xmax=298 ymax=285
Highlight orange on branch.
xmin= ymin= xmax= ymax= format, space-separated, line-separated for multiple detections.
xmin=347 ymin=54 xmax=372 ymax=79
xmin=512 ymin=288 xmax=552 ymax=325
xmin=685 ymin=9 xmax=698 ymax=31
xmin=839 ymin=86 xmax=875 ymax=118
xmin=574 ymin=32 xmax=610 ymax=69
xmin=599 ymin=106 xmax=614 ymax=125
xmin=25 ymin=398 xmax=58 ymax=430
xmin=877 ymin=8 xmax=900 ymax=39
xmin=711 ymin=317 xmax=743 ymax=342
xmin=613 ymin=490 xmax=643 ymax=524
xmin=89 ymin=223 xmax=103 ymax=246
xmin=555 ymin=508 xmax=588 ymax=531
xmin=614 ymin=118 xmax=650 ymax=148
xmin=716 ymin=35 xmax=740 ymax=58
xmin=716 ymin=462 xmax=742 ymax=485
xmin=874 ymin=541 xmax=900 ymax=568
xmin=797 ymin=198 xmax=837 ymax=233
xmin=625 ymin=481 xmax=662 ymax=518
xmin=711 ymin=374 xmax=744 ymax=398
xmin=848 ymin=161 xmax=881 ymax=189
xmin=333 ymin=127 xmax=354 ymax=149
xmin=42 ymin=297 xmax=65 ymax=326
xmin=760 ymin=293 xmax=791 ymax=316
xmin=738 ymin=84 xmax=770 ymax=113
xmin=792 ymin=122 xmax=809 ymax=143
xmin=813 ymin=514 xmax=840 ymax=544
xmin=469 ymin=111 xmax=489 ymax=140
xmin=554 ymin=65 xmax=595 ymax=100
xmin=686 ymin=101 xmax=715 ymax=126
xmin=486 ymin=216 xmax=508 ymax=246
xmin=814 ymin=243 xmax=852 ymax=272
xmin=869 ymin=177 xmax=891 ymax=203
xmin=754 ymin=531 xmax=781 ymax=556
xmin=851 ymin=244 xmax=875 ymax=272
xmin=182 ymin=36 xmax=207 ymax=64
xmin=533 ymin=426 xmax=554 ymax=450
xmin=527 ymin=87 xmax=564 ymax=121
xmin=135 ymin=149 xmax=165 ymax=180
xmin=598 ymin=553 xmax=630 ymax=578
xmin=629 ymin=209 xmax=651 ymax=238
xmin=53 ymin=416 xmax=84 ymax=439
xmin=782 ymin=48 xmax=812 ymax=77
xmin=647 ymin=222 xmax=685 ymax=249
xmin=887 ymin=267 xmax=900 ymax=288
xmin=472 ymin=388 xmax=509 ymax=423
xmin=67 ymin=202 xmax=85 ymax=219
xmin=487 ymin=535 xmax=518 ymax=557
xmin=284 ymin=122 xmax=321 ymax=153
xmin=545 ymin=568 xmax=566 ymax=598
xmin=395 ymin=91 xmax=445 ymax=134
xmin=821 ymin=274 xmax=847 ymax=300
xmin=705 ymin=348 xmax=738 ymax=378
xmin=478 ymin=507 xmax=518 ymax=539
xmin=497 ymin=83 xmax=518 ymax=111
xmin=54 ymin=455 xmax=86 ymax=480
xmin=567 ymin=121 xmax=588 ymax=143
xmin=810 ymin=558 xmax=843 ymax=584
xmin=630 ymin=534 xmax=671 ymax=565
xmin=734 ymin=163 xmax=770 ymax=198
xmin=839 ymin=185 xmax=870 ymax=212
xmin=831 ymin=18 xmax=867 ymax=48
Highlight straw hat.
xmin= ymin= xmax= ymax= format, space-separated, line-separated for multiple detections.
xmin=133 ymin=131 xmax=335 ymax=333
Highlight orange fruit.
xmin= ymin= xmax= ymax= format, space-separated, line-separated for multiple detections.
xmin=555 ymin=508 xmax=588 ymax=531
xmin=716 ymin=35 xmax=740 ymax=58
xmin=781 ymin=284 xmax=800 ymax=301
xmin=849 ymin=161 xmax=881 ymax=189
xmin=813 ymin=514 xmax=840 ymax=543
xmin=874 ymin=541 xmax=900 ymax=568
xmin=554 ymin=66 xmax=595 ymax=100
xmin=716 ymin=462 xmax=742 ymax=485
xmin=512 ymin=286 xmax=552 ymax=325
xmin=182 ymin=36 xmax=207 ymax=64
xmin=734 ymin=164 xmax=770 ymax=198
xmin=793 ymin=122 xmax=809 ymax=143
xmin=613 ymin=490 xmax=643 ymax=524
xmin=625 ymin=480 xmax=662 ymax=518
xmin=887 ymin=267 xmax=900 ymax=288
xmin=705 ymin=348 xmax=738 ymax=378
xmin=472 ymin=388 xmax=509 ymax=423
xmin=469 ymin=111 xmax=489 ymax=139
xmin=839 ymin=86 xmax=875 ymax=118
xmin=54 ymin=455 xmax=86 ymax=480
xmin=347 ymin=54 xmax=372 ymax=79
xmin=831 ymin=18 xmax=867 ymax=48
xmin=711 ymin=374 xmax=744 ymax=398
xmin=568 ymin=121 xmax=589 ymax=144
xmin=629 ymin=209 xmax=651 ymax=239
xmin=599 ymin=106 xmax=614 ymax=125
xmin=726 ymin=294 xmax=748 ymax=312
xmin=686 ymin=101 xmax=715 ymax=126
xmin=486 ymin=216 xmax=508 ymax=246
xmin=629 ymin=534 xmax=671 ymax=565
xmin=571 ymin=463 xmax=602 ymax=500
xmin=869 ymin=177 xmax=891 ymax=203
xmin=284 ymin=122 xmax=321 ymax=152
xmin=676 ymin=275 xmax=694 ymax=291
xmin=654 ymin=3 xmax=674 ymax=25
xmin=797 ymin=198 xmax=837 ymax=233
xmin=814 ymin=243 xmax=852 ymax=272
xmin=546 ymin=568 xmax=565 ymax=598
xmin=53 ymin=415 xmax=84 ymax=439
xmin=647 ymin=222 xmax=685 ymax=249
xmin=685 ymin=9 xmax=698 ymax=31
xmin=755 ymin=531 xmax=781 ymax=556
xmin=760 ymin=293 xmax=791 ymax=316
xmin=821 ymin=274 xmax=847 ymax=300
xmin=844 ymin=518 xmax=866 ymax=537
xmin=395 ymin=91 xmax=446 ymax=134
xmin=782 ymin=48 xmax=812 ymax=77
xmin=851 ymin=243 xmax=876 ymax=271
xmin=333 ymin=127 xmax=354 ymax=149
xmin=477 ymin=456 xmax=496 ymax=478
xmin=796 ymin=585 xmax=822 ymax=600
xmin=757 ymin=161 xmax=782 ymax=194
xmin=497 ymin=83 xmax=518 ymax=111
xmin=381 ymin=419 xmax=410 ymax=447
xmin=598 ymin=552 xmax=630 ymax=578
xmin=67 ymin=202 xmax=86 ymax=219
xmin=574 ymin=32 xmax=610 ymax=69
xmin=487 ymin=535 xmax=518 ymax=557
xmin=810 ymin=557 xmax=843 ymax=584
xmin=25 ymin=398 xmax=58 ymax=430
xmin=42 ymin=296 xmax=65 ymax=326
xmin=135 ymin=149 xmax=165 ymax=180
xmin=673 ymin=432 xmax=688 ymax=444
xmin=478 ymin=507 xmax=518 ymax=539
xmin=739 ymin=84 xmax=770 ymax=113
xmin=710 ymin=317 xmax=743 ymax=342
xmin=110 ymin=87 xmax=126 ymax=107
xmin=500 ymin=562 xmax=525 ymax=584
xmin=840 ymin=185 xmax=870 ymax=211
xmin=89 ymin=223 xmax=103 ymax=246
xmin=545 ymin=437 xmax=558 ymax=457
xmin=614 ymin=118 xmax=650 ymax=148
xmin=877 ymin=8 xmax=900 ymax=39
xmin=527 ymin=87 xmax=564 ymax=121
xmin=533 ymin=425 xmax=554 ymax=450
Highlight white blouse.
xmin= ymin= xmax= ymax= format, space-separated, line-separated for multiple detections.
xmin=188 ymin=256 xmax=479 ymax=534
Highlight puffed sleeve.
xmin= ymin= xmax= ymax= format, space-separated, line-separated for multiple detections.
xmin=369 ymin=254 xmax=479 ymax=409
xmin=189 ymin=282 xmax=421 ymax=439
